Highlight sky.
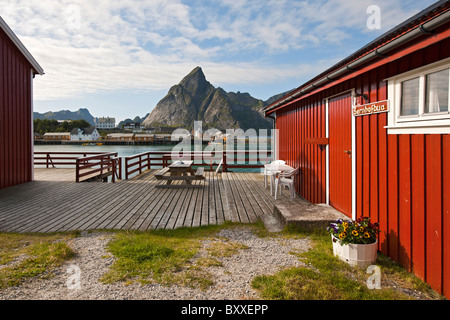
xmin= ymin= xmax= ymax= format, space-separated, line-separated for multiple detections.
xmin=1 ymin=0 xmax=438 ymax=123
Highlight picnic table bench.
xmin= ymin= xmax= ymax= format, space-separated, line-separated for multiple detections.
xmin=154 ymin=160 xmax=205 ymax=188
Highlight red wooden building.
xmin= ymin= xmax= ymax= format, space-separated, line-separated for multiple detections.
xmin=263 ymin=1 xmax=450 ymax=298
xmin=0 ymin=17 xmax=44 ymax=189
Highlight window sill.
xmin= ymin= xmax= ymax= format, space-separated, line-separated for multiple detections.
xmin=385 ymin=122 xmax=450 ymax=134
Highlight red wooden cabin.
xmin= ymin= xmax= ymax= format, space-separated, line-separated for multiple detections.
xmin=264 ymin=1 xmax=450 ymax=298
xmin=0 ymin=17 xmax=44 ymax=189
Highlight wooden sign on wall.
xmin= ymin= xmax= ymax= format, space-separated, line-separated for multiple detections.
xmin=353 ymin=100 xmax=389 ymax=116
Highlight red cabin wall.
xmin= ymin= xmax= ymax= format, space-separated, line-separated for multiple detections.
xmin=0 ymin=28 xmax=33 ymax=190
xmin=275 ymin=38 xmax=450 ymax=298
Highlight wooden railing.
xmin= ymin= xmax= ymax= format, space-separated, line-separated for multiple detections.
xmin=123 ymin=150 xmax=273 ymax=180
xmin=34 ymin=149 xmax=273 ymax=182
xmin=34 ymin=152 xmax=110 ymax=168
xmin=75 ymin=152 xmax=119 ymax=183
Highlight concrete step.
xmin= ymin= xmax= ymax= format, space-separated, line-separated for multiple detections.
xmin=272 ymin=198 xmax=348 ymax=230
xmin=260 ymin=213 xmax=285 ymax=233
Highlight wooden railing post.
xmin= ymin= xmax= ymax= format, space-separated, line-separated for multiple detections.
xmin=111 ymin=157 xmax=116 ymax=183
xmin=118 ymin=157 xmax=122 ymax=180
xmin=75 ymin=158 xmax=80 ymax=182
xmin=222 ymin=151 xmax=227 ymax=172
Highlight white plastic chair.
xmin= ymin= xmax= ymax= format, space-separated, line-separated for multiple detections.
xmin=263 ymin=160 xmax=286 ymax=194
xmin=274 ymin=167 xmax=300 ymax=200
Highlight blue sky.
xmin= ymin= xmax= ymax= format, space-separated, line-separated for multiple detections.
xmin=1 ymin=0 xmax=437 ymax=123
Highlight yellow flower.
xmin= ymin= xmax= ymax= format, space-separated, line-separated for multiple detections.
xmin=360 ymin=226 xmax=365 ymax=232
xmin=339 ymin=232 xmax=346 ymax=239
xmin=364 ymin=232 xmax=371 ymax=238
xmin=343 ymin=222 xmax=349 ymax=228
xmin=352 ymin=230 xmax=359 ymax=236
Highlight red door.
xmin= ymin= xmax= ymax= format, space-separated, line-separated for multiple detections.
xmin=329 ymin=93 xmax=352 ymax=217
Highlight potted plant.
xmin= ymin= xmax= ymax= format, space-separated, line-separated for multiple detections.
xmin=327 ymin=217 xmax=380 ymax=267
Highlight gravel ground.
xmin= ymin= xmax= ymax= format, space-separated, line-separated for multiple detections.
xmin=0 ymin=227 xmax=310 ymax=300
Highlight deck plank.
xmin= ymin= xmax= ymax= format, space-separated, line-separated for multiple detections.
xmin=0 ymin=168 xmax=305 ymax=233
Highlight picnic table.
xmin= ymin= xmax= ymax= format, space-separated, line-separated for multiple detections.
xmin=154 ymin=160 xmax=205 ymax=188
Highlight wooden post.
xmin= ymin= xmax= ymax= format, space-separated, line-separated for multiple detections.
xmin=118 ymin=157 xmax=122 ymax=180
xmin=111 ymin=157 xmax=116 ymax=183
xmin=222 ymin=151 xmax=227 ymax=172
xmin=75 ymin=158 xmax=80 ymax=182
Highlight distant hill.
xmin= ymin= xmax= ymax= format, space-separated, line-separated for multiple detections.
xmin=117 ymin=114 xmax=149 ymax=129
xmin=142 ymin=67 xmax=274 ymax=131
xmin=33 ymin=108 xmax=95 ymax=125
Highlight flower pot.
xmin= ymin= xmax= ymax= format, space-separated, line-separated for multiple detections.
xmin=332 ymin=235 xmax=378 ymax=268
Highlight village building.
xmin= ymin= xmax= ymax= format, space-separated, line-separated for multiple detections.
xmin=263 ymin=1 xmax=450 ymax=297
xmin=43 ymin=132 xmax=71 ymax=140
xmin=0 ymin=17 xmax=44 ymax=189
xmin=105 ymin=133 xmax=135 ymax=141
xmin=95 ymin=117 xmax=116 ymax=129
xmin=134 ymin=134 xmax=154 ymax=141
xmin=33 ymin=132 xmax=43 ymax=140
xmin=123 ymin=122 xmax=146 ymax=132
xmin=70 ymin=127 xmax=101 ymax=141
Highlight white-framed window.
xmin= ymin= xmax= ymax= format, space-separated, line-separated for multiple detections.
xmin=386 ymin=57 xmax=450 ymax=134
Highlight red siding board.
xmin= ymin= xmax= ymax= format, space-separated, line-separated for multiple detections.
xmin=425 ymin=135 xmax=443 ymax=293
xmin=411 ymin=134 xmax=426 ymax=280
xmin=443 ymin=134 xmax=450 ymax=298
xmin=398 ymin=134 xmax=412 ymax=271
xmin=387 ymin=134 xmax=399 ymax=260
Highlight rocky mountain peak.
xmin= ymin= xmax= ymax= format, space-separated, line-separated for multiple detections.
xmin=142 ymin=67 xmax=273 ymax=131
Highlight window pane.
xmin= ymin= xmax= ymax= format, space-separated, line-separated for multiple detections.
xmin=425 ymin=68 xmax=449 ymax=113
xmin=400 ymin=77 xmax=420 ymax=116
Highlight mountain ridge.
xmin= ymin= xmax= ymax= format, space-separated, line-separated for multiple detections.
xmin=33 ymin=108 xmax=96 ymax=125
xmin=142 ymin=67 xmax=274 ymax=131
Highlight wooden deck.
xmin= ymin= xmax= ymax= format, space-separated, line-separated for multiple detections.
xmin=0 ymin=168 xmax=301 ymax=233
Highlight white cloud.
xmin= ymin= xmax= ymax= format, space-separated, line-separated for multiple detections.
xmin=0 ymin=0 xmax=437 ymax=103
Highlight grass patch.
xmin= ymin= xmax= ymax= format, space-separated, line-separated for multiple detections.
xmin=251 ymin=225 xmax=443 ymax=300
xmin=0 ymin=233 xmax=76 ymax=289
xmin=195 ymin=257 xmax=223 ymax=267
xmin=206 ymin=241 xmax=249 ymax=258
xmin=100 ymin=223 xmax=238 ymax=287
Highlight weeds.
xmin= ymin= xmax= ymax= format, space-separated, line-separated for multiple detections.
xmin=251 ymin=225 xmax=443 ymax=300
xmin=0 ymin=233 xmax=76 ymax=289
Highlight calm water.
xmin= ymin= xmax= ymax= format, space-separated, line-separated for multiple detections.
xmin=34 ymin=144 xmax=175 ymax=158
